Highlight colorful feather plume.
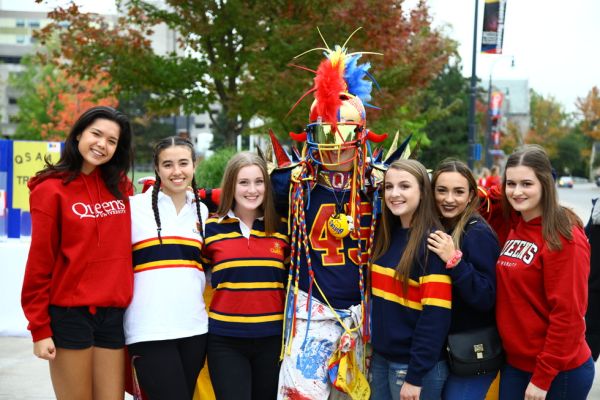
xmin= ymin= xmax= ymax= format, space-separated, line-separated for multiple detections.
xmin=313 ymin=58 xmax=345 ymax=124
xmin=287 ymin=27 xmax=382 ymax=121
xmin=344 ymin=54 xmax=372 ymax=104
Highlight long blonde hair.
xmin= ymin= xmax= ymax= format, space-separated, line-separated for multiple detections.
xmin=217 ymin=152 xmax=279 ymax=234
xmin=372 ymin=159 xmax=442 ymax=289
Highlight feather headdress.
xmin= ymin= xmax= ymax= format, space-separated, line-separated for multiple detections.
xmin=288 ymin=27 xmax=382 ymax=124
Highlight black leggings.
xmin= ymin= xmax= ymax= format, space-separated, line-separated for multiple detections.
xmin=207 ymin=333 xmax=281 ymax=400
xmin=128 ymin=334 xmax=207 ymax=400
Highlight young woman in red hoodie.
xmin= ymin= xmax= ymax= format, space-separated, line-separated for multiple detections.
xmin=496 ymin=145 xmax=594 ymax=400
xmin=21 ymin=106 xmax=134 ymax=400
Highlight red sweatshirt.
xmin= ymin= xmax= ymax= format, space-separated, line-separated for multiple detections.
xmin=21 ymin=169 xmax=133 ymax=342
xmin=496 ymin=216 xmax=591 ymax=390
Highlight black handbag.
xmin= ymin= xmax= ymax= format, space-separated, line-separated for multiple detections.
xmin=446 ymin=325 xmax=504 ymax=376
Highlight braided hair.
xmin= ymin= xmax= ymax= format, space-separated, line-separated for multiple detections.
xmin=151 ymin=176 xmax=163 ymax=243
xmin=151 ymin=136 xmax=203 ymax=244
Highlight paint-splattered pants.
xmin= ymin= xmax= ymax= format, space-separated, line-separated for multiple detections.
xmin=277 ymin=290 xmax=364 ymax=400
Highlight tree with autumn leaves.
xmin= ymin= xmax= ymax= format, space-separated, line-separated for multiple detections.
xmin=512 ymin=88 xmax=598 ymax=177
xmin=11 ymin=50 xmax=117 ymax=141
xmin=32 ymin=0 xmax=455 ymax=148
xmin=576 ymin=86 xmax=600 ymax=176
xmin=525 ymin=91 xmax=571 ymax=159
xmin=17 ymin=0 xmax=600 ymax=174
xmin=577 ymin=86 xmax=600 ymax=142
xmin=48 ymin=73 xmax=118 ymax=139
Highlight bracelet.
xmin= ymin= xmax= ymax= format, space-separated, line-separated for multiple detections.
xmin=446 ymin=250 xmax=463 ymax=269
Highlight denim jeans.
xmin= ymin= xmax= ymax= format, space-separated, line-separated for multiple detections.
xmin=370 ymin=352 xmax=449 ymax=400
xmin=442 ymin=371 xmax=497 ymax=400
xmin=499 ymin=357 xmax=595 ymax=400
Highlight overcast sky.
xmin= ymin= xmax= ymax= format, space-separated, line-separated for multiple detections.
xmin=1 ymin=0 xmax=117 ymax=15
xmin=421 ymin=0 xmax=600 ymax=114
xmin=3 ymin=0 xmax=598 ymax=114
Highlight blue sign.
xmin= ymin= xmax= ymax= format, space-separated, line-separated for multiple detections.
xmin=473 ymin=143 xmax=482 ymax=161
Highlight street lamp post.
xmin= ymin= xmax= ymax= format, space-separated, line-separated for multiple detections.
xmin=485 ymin=56 xmax=514 ymax=168
xmin=485 ymin=76 xmax=494 ymax=168
xmin=467 ymin=0 xmax=480 ymax=170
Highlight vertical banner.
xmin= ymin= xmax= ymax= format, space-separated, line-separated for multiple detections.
xmin=12 ymin=141 xmax=61 ymax=211
xmin=490 ymin=91 xmax=504 ymax=119
xmin=481 ymin=0 xmax=507 ymax=54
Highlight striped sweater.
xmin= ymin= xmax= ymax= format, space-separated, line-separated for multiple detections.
xmin=371 ymin=225 xmax=452 ymax=386
xmin=124 ymin=189 xmax=209 ymax=345
xmin=202 ymin=213 xmax=289 ymax=338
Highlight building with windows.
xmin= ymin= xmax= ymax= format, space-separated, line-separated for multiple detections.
xmin=0 ymin=4 xmax=215 ymax=157
xmin=491 ymin=78 xmax=530 ymax=141
xmin=0 ymin=10 xmax=51 ymax=136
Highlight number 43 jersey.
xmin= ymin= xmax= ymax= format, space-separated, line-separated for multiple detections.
xmin=290 ymin=183 xmax=373 ymax=309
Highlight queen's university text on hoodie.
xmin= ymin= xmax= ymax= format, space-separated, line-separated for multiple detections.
xmin=499 ymin=239 xmax=539 ymax=266
xmin=72 ymin=200 xmax=127 ymax=219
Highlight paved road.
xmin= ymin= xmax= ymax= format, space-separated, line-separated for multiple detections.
xmin=557 ymin=182 xmax=599 ymax=221
xmin=1 ymin=183 xmax=599 ymax=399
xmin=2 ymin=335 xmax=600 ymax=399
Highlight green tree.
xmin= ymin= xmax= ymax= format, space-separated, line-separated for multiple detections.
xmin=525 ymin=90 xmax=570 ymax=158
xmin=576 ymin=86 xmax=600 ymax=142
xmin=524 ymin=89 xmax=593 ymax=176
xmin=209 ymin=109 xmax=234 ymax=151
xmin=418 ymin=60 xmax=473 ymax=168
xmin=576 ymin=86 xmax=600 ymax=176
xmin=35 ymin=0 xmax=454 ymax=146
xmin=500 ymin=120 xmax=523 ymax=155
xmin=10 ymin=49 xmax=117 ymax=141
xmin=118 ymin=92 xmax=175 ymax=167
xmin=9 ymin=54 xmax=57 ymax=139
xmin=553 ymin=131 xmax=586 ymax=176
xmin=196 ymin=147 xmax=237 ymax=188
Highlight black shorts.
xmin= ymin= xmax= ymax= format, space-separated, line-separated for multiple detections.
xmin=49 ymin=305 xmax=125 ymax=350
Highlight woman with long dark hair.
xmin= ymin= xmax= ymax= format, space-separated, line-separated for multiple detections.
xmin=427 ymin=159 xmax=500 ymax=399
xmin=21 ymin=106 xmax=134 ymax=399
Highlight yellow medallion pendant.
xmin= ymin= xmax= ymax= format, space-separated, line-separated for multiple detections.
xmin=327 ymin=213 xmax=354 ymax=238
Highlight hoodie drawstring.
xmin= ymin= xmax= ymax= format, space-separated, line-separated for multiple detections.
xmin=81 ymin=172 xmax=101 ymax=247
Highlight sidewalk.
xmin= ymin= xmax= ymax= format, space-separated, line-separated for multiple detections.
xmin=1 ymin=336 xmax=600 ymax=399
xmin=0 ymin=336 xmax=132 ymax=400
xmin=0 ymin=336 xmax=53 ymax=400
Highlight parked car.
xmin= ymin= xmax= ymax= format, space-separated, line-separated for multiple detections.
xmin=557 ymin=176 xmax=574 ymax=188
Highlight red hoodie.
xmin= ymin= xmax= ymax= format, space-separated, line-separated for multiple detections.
xmin=496 ymin=216 xmax=591 ymax=390
xmin=21 ymin=169 xmax=133 ymax=342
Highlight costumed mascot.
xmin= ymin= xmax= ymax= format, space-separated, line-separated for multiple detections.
xmin=271 ymin=30 xmax=409 ymax=400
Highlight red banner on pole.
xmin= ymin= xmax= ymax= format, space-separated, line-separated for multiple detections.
xmin=490 ymin=91 xmax=504 ymax=119
xmin=481 ymin=0 xmax=507 ymax=54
